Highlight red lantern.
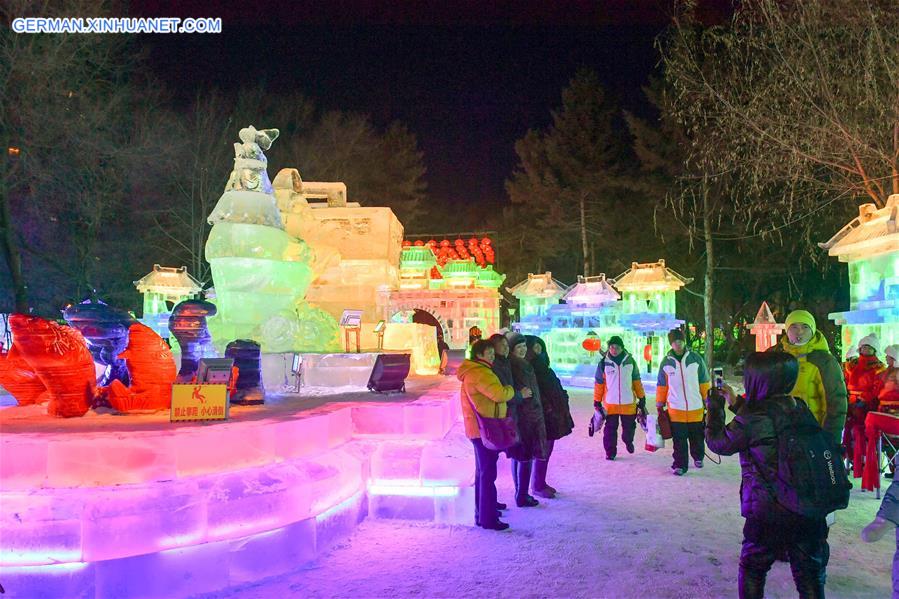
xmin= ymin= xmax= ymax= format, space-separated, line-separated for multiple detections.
xmin=644 ymin=344 xmax=653 ymax=363
xmin=454 ymin=238 xmax=464 ymax=247
xmin=414 ymin=240 xmax=424 ymax=246
xmin=427 ymin=239 xmax=437 ymax=247
xmin=582 ymin=337 xmax=602 ymax=354
xmin=481 ymin=237 xmax=492 ymax=246
xmin=402 ymin=240 xmax=412 ymax=247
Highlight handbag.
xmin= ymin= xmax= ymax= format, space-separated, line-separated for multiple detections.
xmin=657 ymin=408 xmax=673 ymax=440
xmin=466 ymin=394 xmax=519 ymax=451
xmin=645 ymin=413 xmax=665 ymax=452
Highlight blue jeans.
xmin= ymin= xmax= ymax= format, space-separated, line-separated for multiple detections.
xmin=471 ymin=438 xmax=499 ymax=527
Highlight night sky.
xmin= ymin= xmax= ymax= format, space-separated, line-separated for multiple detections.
xmin=135 ymin=1 xmax=728 ymax=223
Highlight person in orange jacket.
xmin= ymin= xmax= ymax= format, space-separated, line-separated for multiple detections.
xmin=656 ymin=328 xmax=711 ymax=475
xmin=458 ymin=338 xmax=530 ymax=530
xmin=593 ymin=336 xmax=647 ymax=460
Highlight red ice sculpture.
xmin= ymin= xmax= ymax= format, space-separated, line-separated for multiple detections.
xmin=6 ymin=314 xmax=96 ymax=417
xmin=0 ymin=344 xmax=48 ymax=405
xmin=106 ymin=323 xmax=177 ymax=412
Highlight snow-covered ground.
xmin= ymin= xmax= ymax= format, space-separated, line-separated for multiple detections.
xmin=198 ymin=389 xmax=894 ymax=599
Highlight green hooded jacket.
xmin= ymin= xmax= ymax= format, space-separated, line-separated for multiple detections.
xmin=772 ymin=331 xmax=847 ymax=444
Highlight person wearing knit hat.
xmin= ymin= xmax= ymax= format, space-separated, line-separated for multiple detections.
xmin=845 ymin=333 xmax=885 ymax=479
xmin=668 ymin=328 xmax=686 ymax=345
xmin=593 ymin=336 xmax=646 ymax=460
xmin=771 ymin=309 xmax=847 ymax=445
xmin=656 ymin=328 xmax=710 ymax=475
xmin=505 ymin=331 xmax=548 ymax=507
xmin=858 ymin=333 xmax=881 ymax=355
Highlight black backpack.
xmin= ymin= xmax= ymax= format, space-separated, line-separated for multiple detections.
xmin=753 ymin=400 xmax=851 ymax=519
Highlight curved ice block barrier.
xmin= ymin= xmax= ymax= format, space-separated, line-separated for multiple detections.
xmin=0 ymin=448 xmax=363 ymax=567
xmin=0 ymin=409 xmax=353 ymax=489
xmin=0 ymin=491 xmax=367 ymax=599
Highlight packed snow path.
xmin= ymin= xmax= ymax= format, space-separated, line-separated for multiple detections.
xmin=201 ymin=389 xmax=893 ymax=599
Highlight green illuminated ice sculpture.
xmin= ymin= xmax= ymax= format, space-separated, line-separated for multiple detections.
xmin=205 ymin=126 xmax=340 ymax=352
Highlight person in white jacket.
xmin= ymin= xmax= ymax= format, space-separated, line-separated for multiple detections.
xmin=593 ymin=336 xmax=647 ymax=460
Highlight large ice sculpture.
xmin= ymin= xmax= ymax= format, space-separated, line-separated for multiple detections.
xmin=205 ymin=127 xmax=339 ymax=353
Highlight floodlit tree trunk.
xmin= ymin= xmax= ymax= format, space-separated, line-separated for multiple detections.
xmin=580 ymin=193 xmax=589 ymax=277
xmin=0 ymin=183 xmax=27 ymax=313
xmin=702 ymin=184 xmax=714 ymax=369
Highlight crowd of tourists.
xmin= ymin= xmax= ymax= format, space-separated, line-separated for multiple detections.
xmin=456 ymin=309 xmax=899 ymax=598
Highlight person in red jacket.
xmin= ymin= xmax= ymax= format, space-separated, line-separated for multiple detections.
xmin=878 ymin=344 xmax=899 ymax=479
xmin=846 ymin=334 xmax=885 ymax=479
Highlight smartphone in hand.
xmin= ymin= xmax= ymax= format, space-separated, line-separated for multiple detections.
xmin=713 ymin=367 xmax=724 ymax=390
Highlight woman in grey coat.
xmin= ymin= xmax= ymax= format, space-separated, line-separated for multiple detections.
xmin=506 ymin=332 xmax=548 ymax=507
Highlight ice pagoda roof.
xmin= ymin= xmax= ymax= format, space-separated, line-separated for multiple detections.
xmin=400 ymin=246 xmax=437 ymax=267
xmin=612 ymin=260 xmax=692 ymax=292
xmin=563 ymin=274 xmax=620 ymax=305
xmin=476 ymin=265 xmax=506 ymax=289
xmin=134 ymin=265 xmax=202 ymax=295
xmin=819 ymin=194 xmax=899 ymax=262
xmin=506 ymin=272 xmax=569 ymax=299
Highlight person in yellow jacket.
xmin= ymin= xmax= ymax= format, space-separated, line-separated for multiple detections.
xmin=656 ymin=328 xmax=711 ymax=475
xmin=770 ymin=309 xmax=847 ymax=445
xmin=458 ymin=339 xmax=530 ymax=531
xmin=593 ymin=336 xmax=647 ymax=460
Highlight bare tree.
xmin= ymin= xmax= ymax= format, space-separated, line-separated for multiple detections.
xmin=0 ymin=0 xmax=172 ymax=312
xmin=661 ymin=0 xmax=899 ymax=209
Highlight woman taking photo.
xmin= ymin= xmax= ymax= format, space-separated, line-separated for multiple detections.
xmin=705 ymin=351 xmax=831 ymax=599
xmin=458 ymin=339 xmax=530 ymax=530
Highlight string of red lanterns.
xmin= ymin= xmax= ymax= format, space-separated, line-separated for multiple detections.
xmin=402 ymin=237 xmax=495 ymax=268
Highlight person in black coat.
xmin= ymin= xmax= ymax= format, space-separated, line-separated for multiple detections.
xmin=705 ymin=351 xmax=829 ymax=599
xmin=525 ymin=335 xmax=574 ymax=498
xmin=505 ymin=332 xmax=548 ymax=507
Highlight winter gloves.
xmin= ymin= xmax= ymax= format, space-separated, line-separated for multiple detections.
xmin=636 ymin=397 xmax=648 ymax=432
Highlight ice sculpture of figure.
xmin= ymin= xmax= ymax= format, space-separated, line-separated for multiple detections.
xmin=169 ymin=300 xmax=217 ymax=382
xmin=0 ymin=343 xmax=47 ymax=406
xmin=225 ymin=126 xmax=280 ymax=195
xmin=106 ymin=323 xmax=177 ymax=412
xmin=4 ymin=315 xmax=96 ymax=417
xmin=63 ymin=299 xmax=134 ymax=387
xmin=225 ymin=339 xmax=263 ymax=404
xmin=205 ymin=126 xmax=340 ymax=353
